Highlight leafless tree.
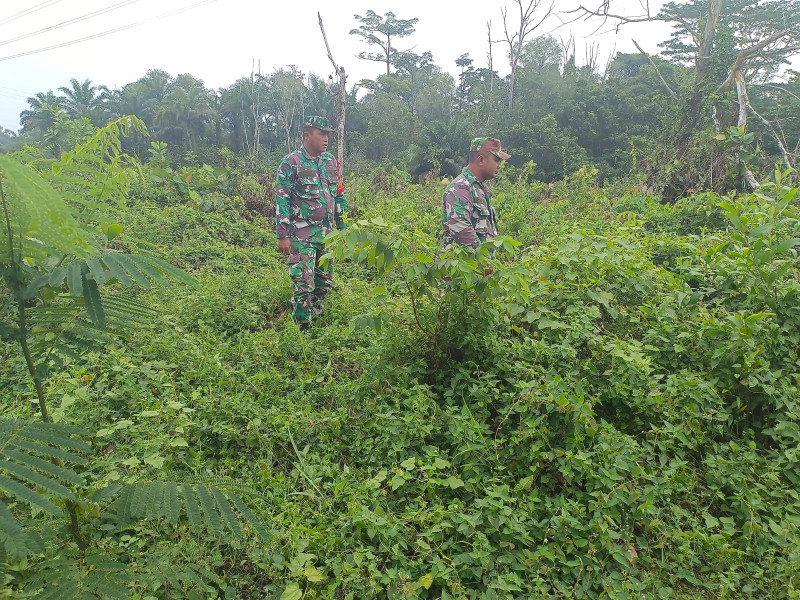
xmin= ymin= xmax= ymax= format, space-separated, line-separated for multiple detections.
xmin=499 ymin=0 xmax=555 ymax=110
xmin=559 ymin=33 xmax=575 ymax=76
xmin=318 ymin=12 xmax=347 ymax=168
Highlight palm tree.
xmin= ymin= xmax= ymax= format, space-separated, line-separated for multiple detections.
xmin=106 ymin=82 xmax=160 ymax=127
xmin=220 ymin=79 xmax=256 ymax=154
xmin=155 ymin=75 xmax=214 ymax=152
xmin=406 ymin=118 xmax=471 ymax=179
xmin=57 ymin=78 xmax=108 ymax=124
xmin=19 ymin=91 xmax=64 ymax=134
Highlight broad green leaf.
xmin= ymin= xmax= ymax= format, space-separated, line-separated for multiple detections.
xmin=280 ymin=582 xmax=303 ymax=600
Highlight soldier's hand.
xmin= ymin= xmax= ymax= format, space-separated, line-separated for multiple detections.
xmin=278 ymin=237 xmax=291 ymax=256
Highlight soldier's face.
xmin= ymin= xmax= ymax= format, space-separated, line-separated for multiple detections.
xmin=305 ymin=128 xmax=329 ymax=156
xmin=480 ymin=153 xmax=502 ymax=180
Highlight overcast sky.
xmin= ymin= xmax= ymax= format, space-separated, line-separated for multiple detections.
xmin=0 ymin=0 xmax=682 ymax=130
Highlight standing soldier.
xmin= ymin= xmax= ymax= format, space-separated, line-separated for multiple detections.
xmin=275 ymin=116 xmax=347 ymax=331
xmin=442 ymin=137 xmax=510 ymax=250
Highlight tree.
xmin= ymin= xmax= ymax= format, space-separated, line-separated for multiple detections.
xmin=155 ymin=74 xmax=214 ymax=153
xmin=499 ymin=0 xmax=555 ymax=110
xmin=455 ymin=54 xmax=475 ymax=112
xmin=350 ymin=10 xmax=419 ymax=76
xmin=57 ymin=78 xmax=107 ymax=124
xmin=405 ymin=117 xmax=472 ymax=179
xmin=19 ymin=91 xmax=64 ymax=135
xmin=265 ymin=67 xmax=309 ymax=154
xmin=220 ymin=76 xmax=266 ymax=156
xmin=319 ymin=12 xmax=348 ymax=168
xmin=351 ymin=91 xmax=416 ymax=161
xmin=519 ymin=35 xmax=562 ymax=75
xmin=568 ymin=0 xmax=800 ymax=190
xmin=0 ymin=126 xmax=16 ymax=149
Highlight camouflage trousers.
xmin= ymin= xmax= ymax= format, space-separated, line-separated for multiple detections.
xmin=287 ymin=240 xmax=332 ymax=325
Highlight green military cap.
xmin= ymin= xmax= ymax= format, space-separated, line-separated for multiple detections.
xmin=304 ymin=115 xmax=334 ymax=132
xmin=470 ymin=137 xmax=511 ymax=160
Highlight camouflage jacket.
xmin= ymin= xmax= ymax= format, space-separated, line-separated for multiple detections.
xmin=275 ymin=146 xmax=347 ymax=244
xmin=442 ymin=168 xmax=498 ymax=249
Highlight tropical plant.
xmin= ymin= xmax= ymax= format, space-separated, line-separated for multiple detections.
xmin=0 ymin=118 xmax=267 ymax=597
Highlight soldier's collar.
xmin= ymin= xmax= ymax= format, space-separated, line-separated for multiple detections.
xmin=300 ymin=145 xmax=321 ymax=161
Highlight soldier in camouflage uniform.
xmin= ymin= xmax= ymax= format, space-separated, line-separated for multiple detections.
xmin=276 ymin=116 xmax=347 ymax=330
xmin=442 ymin=137 xmax=510 ymax=251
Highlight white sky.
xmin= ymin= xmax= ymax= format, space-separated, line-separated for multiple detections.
xmin=0 ymin=0 xmax=682 ymax=130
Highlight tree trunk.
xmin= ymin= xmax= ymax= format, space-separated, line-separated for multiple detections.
xmin=735 ymin=69 xmax=761 ymax=190
xmin=318 ymin=13 xmax=347 ymax=168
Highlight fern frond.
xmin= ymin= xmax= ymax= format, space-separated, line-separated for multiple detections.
xmin=25 ymin=553 xmax=131 ymax=600
xmin=145 ymin=481 xmax=164 ymax=521
xmin=88 ymin=483 xmax=121 ymax=505
xmin=81 ymin=275 xmax=104 ymax=328
xmin=10 ymin=438 xmax=88 ymax=466
xmin=114 ymin=485 xmax=135 ymax=529
xmin=194 ymin=485 xmax=222 ymax=535
xmin=16 ymin=422 xmax=91 ymax=454
xmin=106 ymin=481 xmax=267 ymax=543
xmin=85 ymin=257 xmax=106 ymax=285
xmin=96 ymin=254 xmax=133 ymax=287
xmin=0 ymin=502 xmax=42 ymax=559
xmin=65 ymin=262 xmax=84 ymax=296
xmin=212 ymin=486 xmax=242 ymax=540
xmin=142 ymin=559 xmax=219 ymax=595
xmin=162 ymin=481 xmax=179 ymax=525
xmin=0 ymin=474 xmax=61 ymax=516
xmin=98 ymin=253 xmax=197 ymax=288
xmin=106 ymin=254 xmax=151 ymax=288
xmin=0 ymin=459 xmax=75 ymax=500
xmin=179 ymin=483 xmax=203 ymax=531
xmin=0 ymin=419 xmax=90 ymax=539
xmin=101 ymin=294 xmax=157 ymax=321
xmin=3 ymin=448 xmax=85 ymax=486
xmin=0 ymin=154 xmax=93 ymax=262
xmin=227 ymin=491 xmax=270 ymax=541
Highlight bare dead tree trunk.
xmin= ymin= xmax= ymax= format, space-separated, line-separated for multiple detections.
xmin=632 ymin=39 xmax=676 ymax=99
xmin=318 ymin=12 xmax=347 ymax=168
xmin=559 ymin=33 xmax=575 ymax=76
xmin=733 ymin=69 xmax=761 ymax=190
xmin=600 ymin=43 xmax=616 ymax=82
xmin=585 ymin=41 xmax=600 ymax=76
xmin=487 ymin=20 xmax=494 ymax=126
xmin=251 ymin=59 xmax=262 ymax=158
xmin=748 ymin=103 xmax=794 ymax=169
xmin=500 ymin=0 xmax=554 ymax=110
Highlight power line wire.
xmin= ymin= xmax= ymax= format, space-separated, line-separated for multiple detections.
xmin=0 ymin=0 xmax=64 ymax=27
xmin=0 ymin=84 xmax=35 ymax=96
xmin=0 ymin=0 xmax=219 ymax=62
xmin=0 ymin=0 xmax=143 ymax=48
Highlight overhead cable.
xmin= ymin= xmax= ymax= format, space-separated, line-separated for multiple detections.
xmin=0 ymin=0 xmax=64 ymax=27
xmin=0 ymin=0 xmax=219 ymax=62
xmin=0 ymin=0 xmax=143 ymax=48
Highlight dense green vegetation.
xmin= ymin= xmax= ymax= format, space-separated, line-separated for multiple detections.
xmin=2 ymin=114 xmax=799 ymax=597
xmin=1 ymin=1 xmax=800 ymax=597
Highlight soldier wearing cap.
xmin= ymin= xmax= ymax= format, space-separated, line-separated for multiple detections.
xmin=275 ymin=116 xmax=347 ymax=330
xmin=442 ymin=137 xmax=510 ymax=250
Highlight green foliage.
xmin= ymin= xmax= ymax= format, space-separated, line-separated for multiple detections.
xmin=0 ymin=419 xmax=89 ymax=558
xmin=3 ymin=150 xmax=800 ymax=598
xmin=0 ymin=154 xmax=92 ymax=264
xmin=324 ymin=217 xmax=526 ymax=355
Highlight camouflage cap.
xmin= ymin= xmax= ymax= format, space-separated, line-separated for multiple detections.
xmin=470 ymin=137 xmax=511 ymax=160
xmin=304 ymin=115 xmax=334 ymax=132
